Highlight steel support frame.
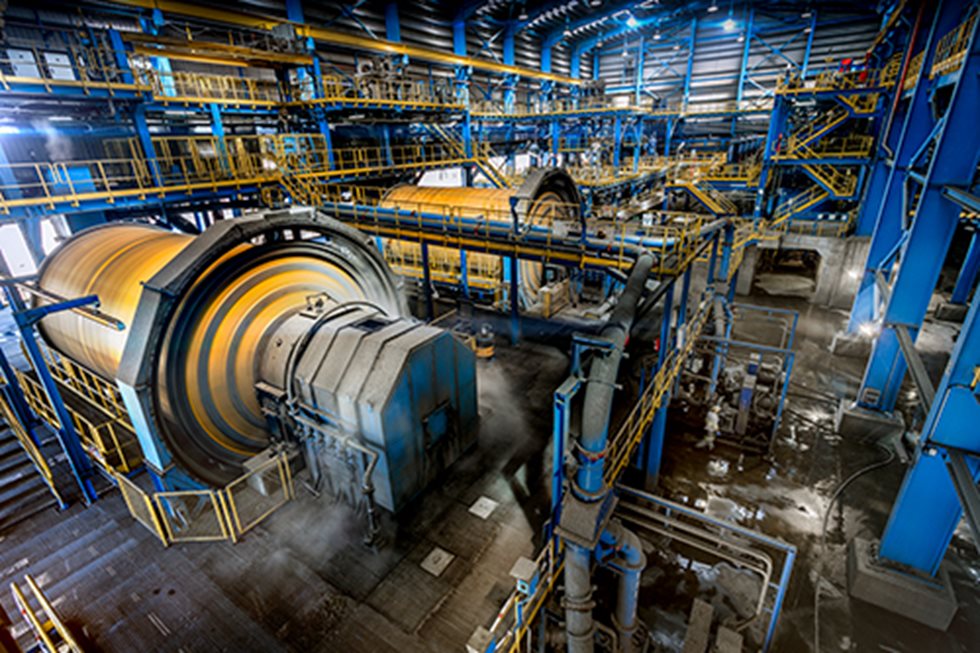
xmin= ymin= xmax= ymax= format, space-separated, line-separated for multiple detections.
xmin=877 ymin=288 xmax=980 ymax=575
xmin=852 ymin=9 xmax=980 ymax=415
xmin=849 ymin=0 xmax=960 ymax=330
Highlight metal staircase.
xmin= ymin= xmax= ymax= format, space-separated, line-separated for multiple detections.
xmin=673 ymin=179 xmax=739 ymax=215
xmin=771 ymin=184 xmax=830 ymax=225
xmin=423 ymin=124 xmax=511 ymax=189
xmin=0 ymin=399 xmax=62 ymax=533
xmin=784 ymin=106 xmax=850 ymax=155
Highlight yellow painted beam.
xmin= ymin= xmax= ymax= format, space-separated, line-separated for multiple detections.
xmin=110 ymin=0 xmax=581 ymax=85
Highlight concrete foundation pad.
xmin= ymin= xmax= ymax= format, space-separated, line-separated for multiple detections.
xmin=848 ymin=537 xmax=958 ymax=630
xmin=829 ymin=331 xmax=873 ymax=359
xmin=836 ymin=400 xmax=905 ymax=441
xmin=935 ymin=302 xmax=968 ymax=323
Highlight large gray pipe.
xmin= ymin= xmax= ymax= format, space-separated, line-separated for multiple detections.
xmin=565 ymin=251 xmax=655 ymax=653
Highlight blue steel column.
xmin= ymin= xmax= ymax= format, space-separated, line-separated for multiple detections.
xmin=950 ymin=231 xmax=980 ymax=305
xmin=612 ymin=115 xmax=622 ymax=169
xmin=643 ymin=280 xmax=674 ymax=488
xmin=2 ymin=286 xmax=98 ymax=504
xmin=877 ymin=290 xmax=980 ymax=575
xmin=853 ymin=12 xmax=980 ymax=414
xmin=384 ymin=3 xmax=400 ymax=43
xmin=754 ymin=94 xmax=788 ymax=219
xmin=848 ymin=0 xmax=957 ymax=329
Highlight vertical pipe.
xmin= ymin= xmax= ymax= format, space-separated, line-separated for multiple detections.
xmin=565 ymin=252 xmax=655 ymax=653
xmin=420 ymin=242 xmax=434 ymax=320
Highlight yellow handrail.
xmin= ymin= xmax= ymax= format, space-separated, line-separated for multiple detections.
xmin=931 ymin=10 xmax=978 ymax=79
xmin=10 ymin=575 xmax=85 ymax=653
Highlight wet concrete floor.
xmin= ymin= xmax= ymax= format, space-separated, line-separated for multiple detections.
xmin=1 ymin=290 xmax=978 ymax=652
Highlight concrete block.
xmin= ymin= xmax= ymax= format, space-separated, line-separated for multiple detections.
xmin=714 ymin=626 xmax=743 ymax=653
xmin=682 ymin=598 xmax=714 ymax=653
xmin=935 ymin=302 xmax=969 ymax=323
xmin=836 ymin=400 xmax=905 ymax=442
xmin=829 ymin=331 xmax=873 ymax=359
xmin=848 ymin=537 xmax=958 ymax=631
xmin=466 ymin=626 xmax=492 ymax=653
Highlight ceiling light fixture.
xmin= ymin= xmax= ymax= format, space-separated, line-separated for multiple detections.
xmin=626 ymin=14 xmax=639 ymax=28
xmin=708 ymin=2 xmax=718 ymax=13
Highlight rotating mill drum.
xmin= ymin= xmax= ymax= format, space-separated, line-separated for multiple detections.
xmin=378 ymin=168 xmax=583 ymax=304
xmin=35 ymin=209 xmax=408 ymax=487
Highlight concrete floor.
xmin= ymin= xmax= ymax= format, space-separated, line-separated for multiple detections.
xmin=1 ymin=287 xmax=978 ymax=652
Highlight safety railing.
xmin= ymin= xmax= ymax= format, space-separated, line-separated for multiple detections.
xmin=223 ymin=453 xmax=295 ymax=536
xmin=0 ymin=43 xmax=147 ymax=94
xmin=136 ymin=68 xmax=282 ymax=105
xmin=931 ymin=10 xmax=978 ymax=79
xmin=154 ymin=489 xmax=236 ymax=543
xmin=269 ymin=134 xmax=469 ymax=183
xmin=293 ymin=73 xmax=460 ymax=107
xmin=116 ymin=473 xmax=169 ymax=545
xmin=14 ymin=366 xmax=141 ymax=476
xmin=0 ymin=388 xmax=65 ymax=506
xmin=776 ymin=67 xmax=890 ymax=93
xmin=905 ymin=50 xmax=925 ymax=89
xmin=776 ymin=134 xmax=874 ymax=161
xmin=605 ymin=298 xmax=712 ymax=483
xmin=385 ymin=242 xmax=503 ymax=290
xmin=801 ymin=157 xmax=859 ymax=198
xmin=701 ymin=161 xmax=763 ymax=185
xmin=114 ymin=450 xmax=294 ymax=546
xmin=669 ymin=178 xmax=738 ymax=215
xmin=426 ymin=125 xmax=511 ymax=188
xmin=772 ymin=184 xmax=830 ymax=225
xmin=471 ymin=96 xmax=624 ymax=117
xmin=880 ymin=53 xmax=903 ymax=88
xmin=10 ymin=575 xmax=85 ymax=653
xmin=784 ymin=106 xmax=849 ymax=154
xmin=38 ymin=347 xmax=127 ymax=428
xmin=0 ymin=148 xmax=277 ymax=213
xmin=478 ymin=536 xmax=564 ymax=653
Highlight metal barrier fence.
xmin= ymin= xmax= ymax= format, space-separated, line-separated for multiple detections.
xmin=294 ymin=73 xmax=460 ymax=107
xmin=10 ymin=574 xmax=85 ymax=653
xmin=0 ymin=43 xmax=146 ymax=94
xmin=113 ymin=451 xmax=294 ymax=546
xmin=0 ymin=150 xmax=278 ymax=213
xmin=137 ymin=69 xmax=282 ymax=105
xmin=15 ymin=368 xmax=140 ymax=476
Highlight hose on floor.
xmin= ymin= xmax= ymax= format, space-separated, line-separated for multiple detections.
xmin=813 ymin=442 xmax=896 ymax=652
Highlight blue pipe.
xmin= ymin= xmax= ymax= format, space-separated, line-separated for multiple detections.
xmin=566 ymin=252 xmax=654 ymax=653
xmin=597 ymin=519 xmax=647 ymax=653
